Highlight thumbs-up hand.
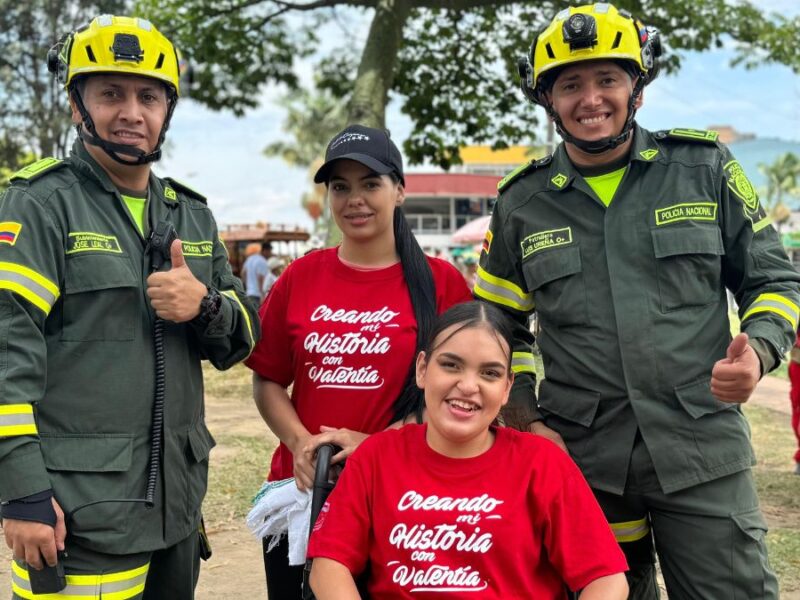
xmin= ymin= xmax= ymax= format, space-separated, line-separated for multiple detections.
xmin=146 ymin=239 xmax=207 ymax=322
xmin=710 ymin=332 xmax=761 ymax=403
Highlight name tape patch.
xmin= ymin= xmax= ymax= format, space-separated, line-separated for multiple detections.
xmin=521 ymin=227 xmax=572 ymax=259
xmin=655 ymin=202 xmax=717 ymax=226
xmin=182 ymin=240 xmax=213 ymax=257
xmin=66 ymin=232 xmax=122 ymax=255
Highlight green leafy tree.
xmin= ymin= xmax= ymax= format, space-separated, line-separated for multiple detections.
xmin=263 ymin=84 xmax=348 ymax=238
xmin=0 ymin=135 xmax=37 ymax=194
xmin=138 ymin=0 xmax=800 ymax=170
xmin=759 ymin=152 xmax=800 ymax=231
xmin=0 ymin=0 xmax=128 ymax=162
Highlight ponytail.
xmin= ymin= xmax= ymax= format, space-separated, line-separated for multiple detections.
xmin=391 ymin=202 xmax=436 ymax=423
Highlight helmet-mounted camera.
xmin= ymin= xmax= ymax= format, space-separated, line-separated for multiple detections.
xmin=562 ymin=13 xmax=597 ymax=50
xmin=112 ymin=33 xmax=144 ymax=63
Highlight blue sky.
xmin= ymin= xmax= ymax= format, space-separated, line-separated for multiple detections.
xmin=156 ymin=3 xmax=800 ymax=231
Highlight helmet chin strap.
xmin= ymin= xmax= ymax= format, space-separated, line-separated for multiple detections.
xmin=547 ymin=77 xmax=645 ymax=155
xmin=71 ymin=86 xmax=176 ymax=166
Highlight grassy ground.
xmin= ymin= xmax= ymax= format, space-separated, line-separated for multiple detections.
xmin=199 ymin=365 xmax=800 ymax=594
xmin=744 ymin=403 xmax=800 ymax=592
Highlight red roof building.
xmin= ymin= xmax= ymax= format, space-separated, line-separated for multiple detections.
xmin=402 ymin=173 xmax=501 ymax=250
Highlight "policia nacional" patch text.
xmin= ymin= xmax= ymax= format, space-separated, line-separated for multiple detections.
xmin=655 ymin=202 xmax=717 ymax=226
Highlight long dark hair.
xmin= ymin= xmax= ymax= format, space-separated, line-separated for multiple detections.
xmin=390 ymin=173 xmax=437 ymax=422
xmin=421 ymin=302 xmax=515 ymax=373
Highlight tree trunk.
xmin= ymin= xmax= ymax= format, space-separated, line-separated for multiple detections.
xmin=347 ymin=0 xmax=411 ymax=128
xmin=326 ymin=0 xmax=411 ymax=246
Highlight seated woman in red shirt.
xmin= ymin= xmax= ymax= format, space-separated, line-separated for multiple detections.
xmin=308 ymin=302 xmax=629 ymax=599
xmin=245 ymin=125 xmax=470 ymax=597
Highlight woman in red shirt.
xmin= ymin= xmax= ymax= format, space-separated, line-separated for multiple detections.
xmin=308 ymin=302 xmax=629 ymax=599
xmin=245 ymin=125 xmax=470 ymax=597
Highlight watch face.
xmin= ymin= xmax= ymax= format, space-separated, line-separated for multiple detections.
xmin=201 ymin=289 xmax=221 ymax=320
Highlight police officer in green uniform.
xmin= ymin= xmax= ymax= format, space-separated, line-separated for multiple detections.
xmin=0 ymin=16 xmax=259 ymax=599
xmin=475 ymin=4 xmax=799 ymax=599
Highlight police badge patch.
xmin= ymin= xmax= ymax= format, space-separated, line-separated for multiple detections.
xmin=724 ymin=160 xmax=771 ymax=231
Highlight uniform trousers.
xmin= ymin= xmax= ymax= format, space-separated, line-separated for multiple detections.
xmin=592 ymin=433 xmax=779 ymax=600
xmin=11 ymin=529 xmax=201 ymax=600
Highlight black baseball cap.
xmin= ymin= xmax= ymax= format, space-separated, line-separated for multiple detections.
xmin=313 ymin=124 xmax=404 ymax=185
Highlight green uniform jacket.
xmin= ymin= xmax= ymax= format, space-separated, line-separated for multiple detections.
xmin=476 ymin=125 xmax=800 ymax=494
xmin=0 ymin=141 xmax=259 ymax=554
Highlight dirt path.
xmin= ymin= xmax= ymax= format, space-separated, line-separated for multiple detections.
xmin=195 ymin=380 xmax=270 ymax=599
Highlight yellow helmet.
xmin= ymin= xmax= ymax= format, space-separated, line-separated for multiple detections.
xmin=520 ymin=3 xmax=660 ymax=104
xmin=47 ymin=15 xmax=181 ymax=165
xmin=518 ymin=3 xmax=661 ymax=154
xmin=48 ymin=15 xmax=180 ymax=96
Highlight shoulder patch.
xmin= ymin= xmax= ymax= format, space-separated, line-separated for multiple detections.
xmin=10 ymin=158 xmax=65 ymax=183
xmin=497 ymin=156 xmax=552 ymax=193
xmin=655 ymin=128 xmax=719 ymax=144
xmin=162 ymin=177 xmax=207 ymax=204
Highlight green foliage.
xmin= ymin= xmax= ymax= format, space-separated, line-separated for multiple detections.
xmin=263 ymin=86 xmax=348 ymax=168
xmin=0 ymin=0 xmax=128 ymax=160
xmin=0 ymin=135 xmax=37 ymax=193
xmin=759 ymin=152 xmax=800 ymax=219
xmin=136 ymin=0 xmax=800 ymax=169
xmin=136 ymin=0 xmax=319 ymax=115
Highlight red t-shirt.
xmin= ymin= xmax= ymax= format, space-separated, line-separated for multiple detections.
xmin=245 ymin=248 xmax=471 ymax=480
xmin=308 ymin=425 xmax=627 ymax=598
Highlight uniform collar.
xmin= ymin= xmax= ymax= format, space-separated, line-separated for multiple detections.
xmin=628 ymin=124 xmax=666 ymax=166
xmin=69 ymin=139 xmax=121 ymax=195
xmin=148 ymin=175 xmax=180 ymax=209
xmin=546 ymin=123 xmax=665 ymax=192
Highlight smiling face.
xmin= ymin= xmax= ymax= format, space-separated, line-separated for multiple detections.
xmin=417 ymin=323 xmax=513 ymax=458
xmin=328 ymin=160 xmax=404 ymax=248
xmin=547 ymin=60 xmax=641 ymax=164
xmin=71 ymin=74 xmax=168 ymax=181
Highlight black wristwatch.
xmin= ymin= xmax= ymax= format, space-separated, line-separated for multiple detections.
xmin=195 ymin=287 xmax=222 ymax=324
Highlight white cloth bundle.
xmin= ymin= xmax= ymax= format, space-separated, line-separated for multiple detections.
xmin=247 ymin=478 xmax=312 ymax=565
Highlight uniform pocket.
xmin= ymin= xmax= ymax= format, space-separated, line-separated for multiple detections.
xmin=522 ymin=245 xmax=588 ymax=326
xmin=651 ymin=226 xmax=724 ymax=312
xmin=40 ymin=434 xmax=134 ymax=537
xmin=674 ymin=377 xmax=735 ymax=419
xmin=62 ymin=254 xmax=139 ymax=341
xmin=537 ymin=378 xmax=600 ymax=462
xmin=538 ymin=378 xmax=601 ymax=426
xmin=730 ymin=508 xmax=772 ymax=599
xmin=185 ymin=421 xmax=216 ymax=512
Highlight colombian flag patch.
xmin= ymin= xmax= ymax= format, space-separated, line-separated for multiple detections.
xmin=481 ymin=229 xmax=493 ymax=255
xmin=0 ymin=222 xmax=21 ymax=245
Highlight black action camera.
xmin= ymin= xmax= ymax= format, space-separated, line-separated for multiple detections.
xmin=562 ymin=13 xmax=598 ymax=50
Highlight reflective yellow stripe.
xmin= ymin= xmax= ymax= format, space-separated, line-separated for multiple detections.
xmin=0 ymin=404 xmax=37 ymax=437
xmin=742 ymin=293 xmax=799 ymax=330
xmin=610 ymin=517 xmax=650 ymax=543
xmin=474 ymin=266 xmax=534 ymax=312
xmin=0 ymin=261 xmax=60 ymax=315
xmin=511 ymin=351 xmax=536 ymax=374
xmin=0 ymin=262 xmax=59 ymax=295
xmin=752 ymin=217 xmax=773 ymax=233
xmin=0 ymin=424 xmax=37 ymax=437
xmin=221 ymin=290 xmax=255 ymax=357
xmin=0 ymin=404 xmax=33 ymax=415
xmin=12 ymin=560 xmax=149 ymax=599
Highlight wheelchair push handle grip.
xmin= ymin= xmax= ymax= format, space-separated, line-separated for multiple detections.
xmin=309 ymin=443 xmax=338 ymax=530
